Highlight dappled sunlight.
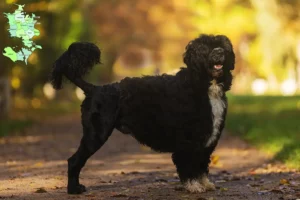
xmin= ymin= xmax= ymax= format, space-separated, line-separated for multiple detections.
xmin=0 ymin=173 xmax=66 ymax=196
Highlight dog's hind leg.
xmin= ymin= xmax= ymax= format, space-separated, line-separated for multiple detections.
xmin=67 ymin=111 xmax=116 ymax=194
xmin=172 ymin=151 xmax=215 ymax=193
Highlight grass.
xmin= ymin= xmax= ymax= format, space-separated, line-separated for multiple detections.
xmin=0 ymin=98 xmax=81 ymax=137
xmin=0 ymin=119 xmax=33 ymax=137
xmin=226 ymin=95 xmax=300 ymax=169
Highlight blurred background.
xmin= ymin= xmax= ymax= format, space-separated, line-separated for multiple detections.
xmin=0 ymin=0 xmax=299 ymax=168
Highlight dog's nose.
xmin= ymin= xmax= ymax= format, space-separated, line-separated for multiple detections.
xmin=210 ymin=47 xmax=225 ymax=63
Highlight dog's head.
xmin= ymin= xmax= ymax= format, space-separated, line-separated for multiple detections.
xmin=183 ymin=34 xmax=235 ymax=81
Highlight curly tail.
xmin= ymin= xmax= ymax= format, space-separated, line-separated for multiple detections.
xmin=50 ymin=42 xmax=101 ymax=94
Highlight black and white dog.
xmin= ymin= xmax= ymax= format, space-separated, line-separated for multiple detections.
xmin=50 ymin=34 xmax=235 ymax=194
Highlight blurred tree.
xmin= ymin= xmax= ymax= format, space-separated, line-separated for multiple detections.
xmin=1 ymin=0 xmax=91 ymax=96
xmin=1 ymin=0 xmax=300 ymax=96
xmin=0 ymin=1 xmax=13 ymax=77
xmin=247 ymin=0 xmax=300 ymax=88
xmin=85 ymin=0 xmax=199 ymax=80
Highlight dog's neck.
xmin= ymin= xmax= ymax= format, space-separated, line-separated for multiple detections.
xmin=208 ymin=79 xmax=224 ymax=98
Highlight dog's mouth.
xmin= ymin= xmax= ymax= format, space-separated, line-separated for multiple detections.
xmin=214 ymin=65 xmax=223 ymax=70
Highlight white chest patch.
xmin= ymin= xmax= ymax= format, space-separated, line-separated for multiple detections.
xmin=206 ymin=80 xmax=226 ymax=147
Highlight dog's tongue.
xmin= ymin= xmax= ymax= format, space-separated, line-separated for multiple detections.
xmin=214 ymin=65 xmax=223 ymax=70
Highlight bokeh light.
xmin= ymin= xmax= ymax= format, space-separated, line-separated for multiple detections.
xmin=75 ymin=87 xmax=85 ymax=101
xmin=43 ymin=83 xmax=56 ymax=100
xmin=251 ymin=79 xmax=268 ymax=95
xmin=11 ymin=77 xmax=20 ymax=90
xmin=281 ymin=79 xmax=297 ymax=96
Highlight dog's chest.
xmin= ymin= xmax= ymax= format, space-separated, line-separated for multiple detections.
xmin=206 ymin=81 xmax=226 ymax=147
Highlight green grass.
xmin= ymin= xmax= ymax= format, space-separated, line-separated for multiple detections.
xmin=0 ymin=119 xmax=33 ymax=137
xmin=226 ymin=95 xmax=300 ymax=169
xmin=0 ymin=99 xmax=81 ymax=137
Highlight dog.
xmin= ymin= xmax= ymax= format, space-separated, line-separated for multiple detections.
xmin=50 ymin=34 xmax=235 ymax=194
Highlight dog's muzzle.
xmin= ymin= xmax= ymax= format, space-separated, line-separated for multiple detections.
xmin=209 ymin=47 xmax=225 ymax=70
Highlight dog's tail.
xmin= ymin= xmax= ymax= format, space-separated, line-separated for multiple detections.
xmin=50 ymin=42 xmax=101 ymax=94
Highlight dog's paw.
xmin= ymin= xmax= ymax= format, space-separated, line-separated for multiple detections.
xmin=67 ymin=184 xmax=86 ymax=194
xmin=184 ymin=180 xmax=206 ymax=193
xmin=201 ymin=176 xmax=216 ymax=191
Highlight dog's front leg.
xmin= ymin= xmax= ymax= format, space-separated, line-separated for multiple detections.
xmin=172 ymin=151 xmax=215 ymax=193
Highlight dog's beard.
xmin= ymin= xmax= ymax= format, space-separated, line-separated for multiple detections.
xmin=212 ymin=69 xmax=223 ymax=78
xmin=208 ymin=67 xmax=224 ymax=78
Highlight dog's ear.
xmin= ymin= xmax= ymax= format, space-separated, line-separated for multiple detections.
xmin=183 ymin=36 xmax=211 ymax=73
xmin=215 ymin=35 xmax=235 ymax=70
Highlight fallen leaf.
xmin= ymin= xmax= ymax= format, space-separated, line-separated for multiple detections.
xmin=280 ymin=179 xmax=289 ymax=185
xmin=33 ymin=162 xmax=44 ymax=168
xmin=35 ymin=188 xmax=47 ymax=193
xmin=215 ymin=180 xmax=226 ymax=183
xmin=211 ymin=155 xmax=219 ymax=165
xmin=220 ymin=187 xmax=228 ymax=192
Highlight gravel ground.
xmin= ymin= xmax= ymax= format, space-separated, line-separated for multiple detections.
xmin=0 ymin=115 xmax=299 ymax=200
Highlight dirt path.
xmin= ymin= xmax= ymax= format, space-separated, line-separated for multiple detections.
xmin=0 ymin=115 xmax=299 ymax=200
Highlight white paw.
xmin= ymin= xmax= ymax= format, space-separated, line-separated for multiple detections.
xmin=201 ymin=176 xmax=216 ymax=191
xmin=184 ymin=180 xmax=206 ymax=193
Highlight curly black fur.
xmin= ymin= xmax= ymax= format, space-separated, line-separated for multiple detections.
xmin=50 ymin=42 xmax=100 ymax=93
xmin=50 ymin=34 xmax=235 ymax=194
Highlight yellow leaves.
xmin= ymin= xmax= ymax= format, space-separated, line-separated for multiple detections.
xmin=280 ymin=179 xmax=290 ymax=185
xmin=211 ymin=154 xmax=223 ymax=167
xmin=11 ymin=77 xmax=20 ymax=89
xmin=211 ymin=155 xmax=220 ymax=165
xmin=6 ymin=0 xmax=16 ymax=4
xmin=11 ymin=66 xmax=22 ymax=90
xmin=220 ymin=187 xmax=229 ymax=192
xmin=148 ymin=5 xmax=165 ymax=24
xmin=32 ymin=162 xmax=44 ymax=168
